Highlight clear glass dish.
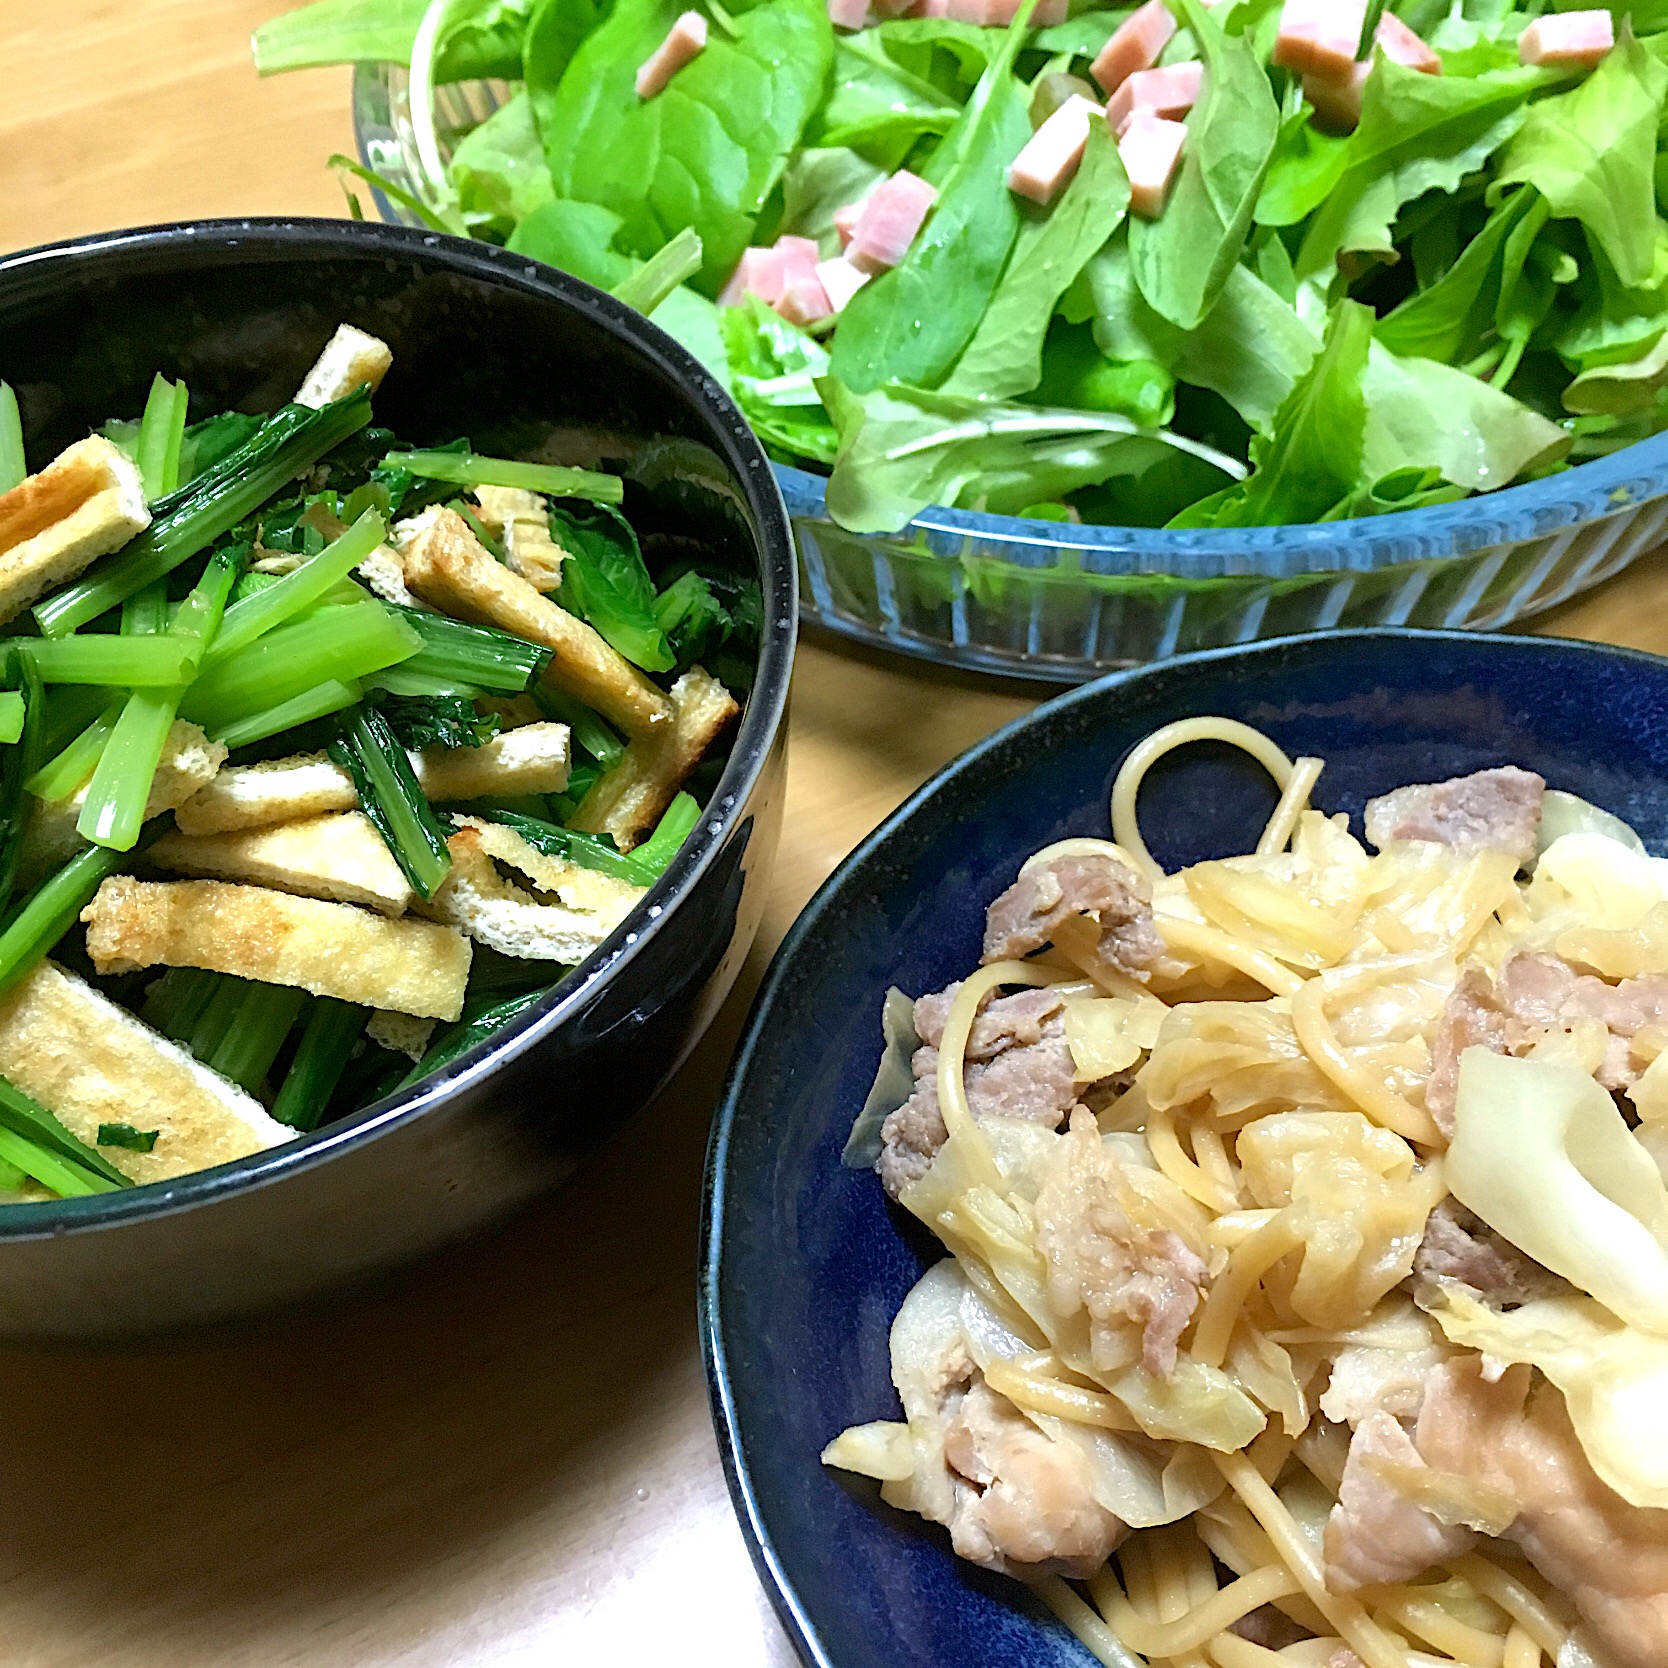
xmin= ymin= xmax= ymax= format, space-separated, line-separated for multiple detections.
xmin=354 ymin=62 xmax=1668 ymax=683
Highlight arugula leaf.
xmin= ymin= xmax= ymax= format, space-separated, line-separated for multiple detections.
xmin=373 ymin=693 xmax=503 ymax=751
xmin=528 ymin=0 xmax=833 ymax=291
xmin=1294 ymin=59 xmax=1552 ymax=282
xmin=943 ymin=116 xmax=1130 ymax=401
xmin=1256 ymin=104 xmax=1350 ymax=228
xmin=1129 ymin=0 xmax=1280 ymax=330
xmin=819 ymin=377 xmax=1243 ymax=532
xmin=1494 ymin=24 xmax=1667 ymax=289
xmin=253 ymin=0 xmax=534 ymax=79
xmin=829 ymin=6 xmax=1034 ymax=392
xmin=551 ymin=502 xmax=675 ymax=670
xmin=1174 ymin=299 xmax=1373 ymax=528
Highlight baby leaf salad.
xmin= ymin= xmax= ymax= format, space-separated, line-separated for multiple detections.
xmin=0 ymin=327 xmax=754 ymax=1198
xmin=258 ymin=0 xmax=1668 ymax=533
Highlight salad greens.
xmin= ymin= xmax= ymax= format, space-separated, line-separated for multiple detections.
xmin=0 ymin=331 xmax=759 ymax=1201
xmin=256 ymin=0 xmax=1668 ymax=532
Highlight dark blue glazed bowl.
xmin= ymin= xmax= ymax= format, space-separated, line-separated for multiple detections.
xmin=0 ymin=218 xmax=795 ymax=1341
xmin=701 ymin=627 xmax=1668 ymax=1668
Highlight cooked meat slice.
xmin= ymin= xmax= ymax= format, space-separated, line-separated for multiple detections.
xmin=151 ymin=811 xmax=415 ymax=915
xmin=877 ymin=984 xmax=1079 ymax=1199
xmin=1230 ymin=1608 xmax=1311 ymax=1650
xmin=1417 ymin=1360 xmax=1668 ymax=1668
xmin=1412 ymin=1199 xmax=1569 ymax=1310
xmin=0 ymin=435 xmax=150 ymax=625
xmin=940 ymin=1379 xmax=1126 ymax=1576
xmin=81 ymin=876 xmax=471 ymax=1020
xmin=395 ymin=505 xmax=672 ymax=739
xmin=1324 ymin=1410 xmax=1478 ymax=1592
xmin=1363 ymin=766 xmax=1545 ymax=869
xmin=0 ymin=960 xmax=292 ymax=1183
xmin=1498 ymin=953 xmax=1668 ymax=1088
xmin=982 ymin=853 xmax=1163 ymax=977
xmin=1034 ymin=1106 xmax=1207 ymax=1377
xmin=566 ymin=666 xmax=738 ymax=851
xmin=1424 ymin=969 xmax=1527 ymax=1135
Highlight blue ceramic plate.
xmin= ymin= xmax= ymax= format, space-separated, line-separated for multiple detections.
xmin=700 ymin=626 xmax=1668 ymax=1668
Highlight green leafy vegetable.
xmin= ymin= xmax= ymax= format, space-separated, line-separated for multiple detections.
xmin=0 ymin=382 xmax=22 ymax=494
xmin=374 ymin=692 xmax=502 ymax=751
xmin=551 ymin=501 xmax=675 ymax=670
xmin=135 ymin=374 xmax=189 ymax=501
xmin=253 ymin=0 xmax=533 ymax=80
xmin=397 ymin=607 xmax=553 ymax=693
xmin=272 ymin=998 xmax=369 ymax=1131
xmin=0 ymin=1074 xmax=127 ymax=1185
xmin=485 ymin=810 xmax=657 ymax=883
xmin=381 ymin=449 xmax=623 ymax=503
xmin=330 ymin=707 xmax=454 ymax=897
xmin=97 ymin=1123 xmax=160 ymax=1153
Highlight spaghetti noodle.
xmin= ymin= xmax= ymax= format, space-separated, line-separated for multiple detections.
xmin=824 ymin=719 xmax=1668 ymax=1668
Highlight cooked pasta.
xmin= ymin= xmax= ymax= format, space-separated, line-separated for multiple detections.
xmin=826 ymin=718 xmax=1668 ymax=1668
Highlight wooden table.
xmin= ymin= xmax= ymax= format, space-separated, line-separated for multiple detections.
xmin=0 ymin=5 xmax=1661 ymax=1663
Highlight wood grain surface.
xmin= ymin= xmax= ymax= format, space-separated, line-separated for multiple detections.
xmin=0 ymin=4 xmax=1660 ymax=1662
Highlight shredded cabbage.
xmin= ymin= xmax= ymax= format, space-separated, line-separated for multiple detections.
xmin=1449 ymin=1050 xmax=1668 ymax=1334
xmin=1063 ymin=992 xmax=1166 ymax=1082
xmin=1432 ymin=1291 xmax=1668 ymax=1510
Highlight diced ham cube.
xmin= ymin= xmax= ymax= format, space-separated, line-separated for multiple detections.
xmin=1090 ymin=0 xmax=1178 ymax=96
xmin=1008 ymin=94 xmax=1099 ymax=205
xmin=776 ymin=236 xmax=822 ymax=281
xmin=1272 ymin=0 xmax=1366 ymax=79
xmin=1106 ymin=60 xmax=1203 ymax=135
xmin=906 ymin=0 xmax=951 ymax=14
xmin=846 ymin=171 xmax=938 ymax=275
xmin=635 ymin=10 xmax=707 ymax=98
xmin=718 ymin=246 xmax=788 ymax=308
xmin=947 ymin=0 xmax=1068 ymax=21
xmin=1518 ymin=8 xmax=1614 ymax=65
xmin=828 ymin=0 xmax=870 ymax=26
xmin=1376 ymin=11 xmax=1441 ymax=72
xmin=1118 ymin=109 xmax=1187 ymax=219
xmin=815 ymin=256 xmax=871 ymax=312
xmin=833 ymin=201 xmax=864 ymax=249
xmin=776 ymin=271 xmax=833 ymax=327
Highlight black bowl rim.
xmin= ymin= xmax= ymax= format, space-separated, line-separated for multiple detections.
xmin=0 ymin=215 xmax=797 ymax=1239
xmin=697 ymin=623 xmax=1668 ymax=1668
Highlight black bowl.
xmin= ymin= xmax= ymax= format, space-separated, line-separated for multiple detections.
xmin=0 ymin=217 xmax=795 ymax=1341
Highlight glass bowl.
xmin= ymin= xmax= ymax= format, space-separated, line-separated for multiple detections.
xmin=354 ymin=61 xmax=1668 ymax=683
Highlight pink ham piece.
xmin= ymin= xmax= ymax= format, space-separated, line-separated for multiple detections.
xmin=1106 ymin=60 xmax=1203 ymax=135
xmin=1304 ymin=12 xmax=1441 ymax=130
xmin=815 ymin=256 xmax=871 ymax=312
xmin=1118 ymin=109 xmax=1187 ymax=219
xmin=846 ymin=171 xmax=938 ymax=275
xmin=1272 ymin=0 xmax=1366 ymax=79
xmin=827 ymin=0 xmax=870 ymax=27
xmin=1518 ymin=8 xmax=1614 ymax=65
xmin=773 ymin=237 xmax=830 ymax=326
xmin=635 ymin=10 xmax=708 ymax=98
xmin=1377 ymin=11 xmax=1442 ymax=72
xmin=1009 ymin=95 xmax=1099 ymax=205
xmin=833 ymin=200 xmax=864 ymax=248
xmin=1090 ymin=0 xmax=1178 ymax=96
xmin=946 ymin=0 xmax=1068 ymax=21
xmin=718 ymin=245 xmax=788 ymax=308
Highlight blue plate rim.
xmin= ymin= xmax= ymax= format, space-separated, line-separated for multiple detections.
xmin=698 ymin=623 xmax=1668 ymax=1668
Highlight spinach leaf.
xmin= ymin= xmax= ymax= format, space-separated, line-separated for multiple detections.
xmin=819 ymin=377 xmax=1242 ymax=531
xmin=1128 ymin=0 xmax=1280 ymax=331
xmin=722 ymin=298 xmax=840 ymax=465
xmin=1495 ymin=24 xmax=1667 ymax=289
xmin=829 ymin=9 xmax=1034 ymax=392
xmin=447 ymin=91 xmax=556 ymax=239
xmin=944 ymin=117 xmax=1130 ymax=400
xmin=528 ymin=0 xmax=833 ymax=292
xmin=551 ymin=502 xmax=675 ymax=670
xmin=1294 ymin=60 xmax=1551 ymax=281
xmin=811 ymin=32 xmax=961 ymax=154
xmin=1377 ymin=187 xmax=1542 ymax=361
xmin=509 ymin=199 xmax=634 ymax=286
xmin=253 ymin=0 xmax=534 ymax=79
xmin=1174 ymin=300 xmax=1372 ymax=528
xmin=778 ymin=147 xmax=889 ymax=249
xmin=875 ymin=16 xmax=1006 ymax=81
xmin=1031 ymin=11 xmax=1123 ymax=58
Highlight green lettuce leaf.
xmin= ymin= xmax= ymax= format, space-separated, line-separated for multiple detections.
xmin=253 ymin=0 xmax=534 ymax=78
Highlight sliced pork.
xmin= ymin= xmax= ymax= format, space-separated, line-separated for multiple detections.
xmin=1363 ymin=765 xmax=1545 ymax=870
xmin=982 ymin=852 xmax=1163 ymax=977
xmin=1412 ymin=1199 xmax=1568 ymax=1310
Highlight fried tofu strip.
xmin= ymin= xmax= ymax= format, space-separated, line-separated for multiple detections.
xmin=417 ymin=825 xmax=633 ymax=963
xmin=23 ymin=720 xmax=227 ymax=879
xmin=82 ymin=877 xmax=471 ymax=1020
xmin=0 ymin=960 xmax=292 ymax=1184
xmin=568 ymin=666 xmax=737 ymax=850
xmin=172 ymin=723 xmax=573 ymax=837
xmin=395 ymin=506 xmax=672 ymax=739
xmin=0 ymin=436 xmax=149 ymax=625
xmin=151 ymin=812 xmax=415 ymax=915
xmin=365 ymin=1009 xmax=436 ymax=1061
xmin=472 ymin=486 xmax=568 ymax=592
xmin=294 ymin=323 xmax=394 ymax=408
xmin=454 ymin=814 xmax=645 ymax=926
